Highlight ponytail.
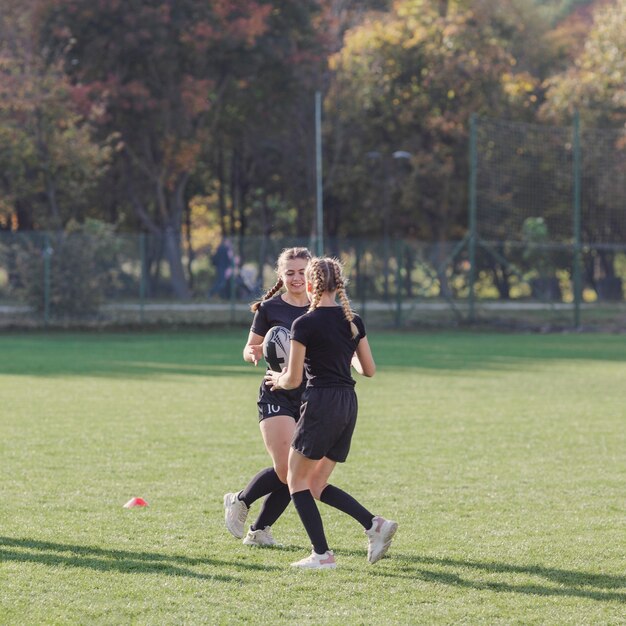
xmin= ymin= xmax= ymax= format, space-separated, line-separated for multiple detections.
xmin=250 ymin=279 xmax=283 ymax=312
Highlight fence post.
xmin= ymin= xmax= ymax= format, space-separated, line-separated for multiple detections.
xmin=395 ymin=240 xmax=403 ymax=328
xmin=139 ymin=233 xmax=146 ymax=324
xmin=468 ymin=113 xmax=478 ymax=322
xmin=572 ymin=111 xmax=582 ymax=329
xmin=315 ymin=90 xmax=324 ymax=256
xmin=43 ymin=233 xmax=51 ymax=326
xmin=229 ymin=251 xmax=236 ymax=325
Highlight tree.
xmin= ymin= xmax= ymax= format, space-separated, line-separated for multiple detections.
xmin=323 ymin=0 xmax=548 ymax=293
xmin=540 ymin=0 xmax=626 ymax=293
xmin=0 ymin=0 xmax=114 ymax=231
xmin=38 ymin=0 xmax=329 ymax=298
xmin=540 ymin=0 xmax=626 ymax=128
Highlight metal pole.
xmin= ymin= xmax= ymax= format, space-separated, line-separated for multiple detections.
xmin=315 ymin=91 xmax=324 ymax=256
xmin=43 ymin=233 xmax=51 ymax=326
xmin=383 ymin=158 xmax=391 ymax=302
xmin=468 ymin=113 xmax=478 ymax=322
xmin=572 ymin=111 xmax=582 ymax=329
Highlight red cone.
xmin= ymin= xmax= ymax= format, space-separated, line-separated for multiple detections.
xmin=123 ymin=497 xmax=148 ymax=508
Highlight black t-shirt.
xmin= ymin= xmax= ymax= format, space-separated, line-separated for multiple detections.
xmin=250 ymin=295 xmax=309 ymax=337
xmin=291 ymin=307 xmax=366 ymax=388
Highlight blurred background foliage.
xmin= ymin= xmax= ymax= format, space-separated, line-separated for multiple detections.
xmin=0 ymin=0 xmax=624 ymax=301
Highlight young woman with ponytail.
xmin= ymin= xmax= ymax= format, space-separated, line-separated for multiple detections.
xmin=223 ymin=247 xmax=312 ymax=546
xmin=264 ymin=257 xmax=398 ymax=569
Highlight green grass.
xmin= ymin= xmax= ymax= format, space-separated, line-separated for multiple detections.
xmin=0 ymin=330 xmax=625 ymax=624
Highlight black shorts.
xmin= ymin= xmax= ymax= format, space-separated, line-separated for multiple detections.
xmin=292 ymin=387 xmax=358 ymax=463
xmin=257 ymin=383 xmax=304 ymax=422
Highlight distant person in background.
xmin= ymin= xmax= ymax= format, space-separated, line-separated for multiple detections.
xmin=209 ymin=237 xmax=234 ymax=298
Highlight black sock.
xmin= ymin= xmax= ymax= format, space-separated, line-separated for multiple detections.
xmin=320 ymin=484 xmax=374 ymax=530
xmin=291 ymin=489 xmax=329 ymax=554
xmin=251 ymin=485 xmax=291 ymax=531
xmin=239 ymin=467 xmax=284 ymax=508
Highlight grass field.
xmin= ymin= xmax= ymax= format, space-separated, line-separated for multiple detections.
xmin=0 ymin=330 xmax=625 ymax=625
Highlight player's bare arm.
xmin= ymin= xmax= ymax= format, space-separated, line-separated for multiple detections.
xmin=354 ymin=337 xmax=376 ymax=377
xmin=243 ymin=330 xmax=264 ymax=365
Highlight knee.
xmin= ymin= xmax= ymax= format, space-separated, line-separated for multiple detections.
xmin=308 ymin=478 xmax=328 ymax=500
xmin=274 ymin=462 xmax=289 ymax=484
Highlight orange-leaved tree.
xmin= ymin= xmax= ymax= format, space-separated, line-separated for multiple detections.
xmin=38 ymin=0 xmax=328 ymax=298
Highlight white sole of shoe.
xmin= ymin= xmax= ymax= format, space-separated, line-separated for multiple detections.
xmin=242 ymin=538 xmax=280 ymax=547
xmin=290 ymin=562 xmax=337 ymax=570
xmin=291 ymin=552 xmax=337 ymax=569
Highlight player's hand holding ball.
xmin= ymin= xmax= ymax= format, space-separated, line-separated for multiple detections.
xmin=264 ymin=367 xmax=287 ymax=391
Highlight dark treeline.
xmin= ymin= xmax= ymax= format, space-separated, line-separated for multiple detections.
xmin=0 ymin=0 xmax=624 ymax=298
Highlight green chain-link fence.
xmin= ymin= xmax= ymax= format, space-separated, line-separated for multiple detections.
xmin=0 ymin=115 xmax=624 ymax=330
xmin=0 ymin=231 xmax=624 ymax=329
xmin=465 ymin=113 xmax=626 ymax=328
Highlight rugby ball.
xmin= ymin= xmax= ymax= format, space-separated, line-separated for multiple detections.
xmin=263 ymin=326 xmax=291 ymax=372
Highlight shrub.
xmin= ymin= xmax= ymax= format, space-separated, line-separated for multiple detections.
xmin=15 ymin=220 xmax=123 ymax=317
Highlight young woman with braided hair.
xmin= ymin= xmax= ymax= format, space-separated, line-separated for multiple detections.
xmin=223 ymin=247 xmax=312 ymax=546
xmin=265 ymin=257 xmax=398 ymax=569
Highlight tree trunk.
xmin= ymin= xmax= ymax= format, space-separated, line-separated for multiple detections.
xmin=229 ymin=148 xmax=240 ymax=238
xmin=490 ymin=244 xmax=511 ymax=300
xmin=597 ymin=249 xmax=615 ymax=279
xmin=217 ymin=142 xmax=227 ymax=235
xmin=434 ymin=238 xmax=452 ymax=299
xmin=15 ymin=199 xmax=34 ymax=231
xmin=404 ymin=245 xmax=414 ymax=298
xmin=184 ymin=190 xmax=194 ymax=293
xmin=164 ymin=175 xmax=191 ymax=300
xmin=36 ymin=110 xmax=62 ymax=229
xmin=162 ymin=224 xmax=190 ymax=300
xmin=128 ymin=172 xmax=190 ymax=300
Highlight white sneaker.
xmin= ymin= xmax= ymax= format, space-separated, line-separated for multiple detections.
xmin=291 ymin=550 xmax=337 ymax=569
xmin=365 ymin=516 xmax=398 ymax=564
xmin=243 ymin=526 xmax=280 ymax=547
xmin=223 ymin=492 xmax=249 ymax=539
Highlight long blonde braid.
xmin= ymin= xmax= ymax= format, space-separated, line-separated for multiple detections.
xmin=306 ymin=257 xmax=359 ymax=339
xmin=307 ymin=258 xmax=326 ymax=313
xmin=250 ymin=279 xmax=283 ymax=312
xmin=332 ymin=259 xmax=359 ymax=339
xmin=250 ymin=246 xmax=312 ymax=312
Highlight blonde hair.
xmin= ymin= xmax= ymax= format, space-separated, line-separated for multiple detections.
xmin=250 ymin=247 xmax=312 ymax=312
xmin=306 ymin=257 xmax=359 ymax=339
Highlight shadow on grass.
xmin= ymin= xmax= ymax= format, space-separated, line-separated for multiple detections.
xmin=366 ymin=552 xmax=626 ymax=603
xmin=371 ymin=334 xmax=626 ymax=372
xmin=0 ymin=536 xmax=280 ymax=581
xmin=0 ymin=360 xmax=258 ymax=380
xmin=0 ymin=331 xmax=625 ymax=379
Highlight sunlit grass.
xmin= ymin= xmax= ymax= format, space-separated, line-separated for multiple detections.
xmin=0 ymin=330 xmax=625 ymax=624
